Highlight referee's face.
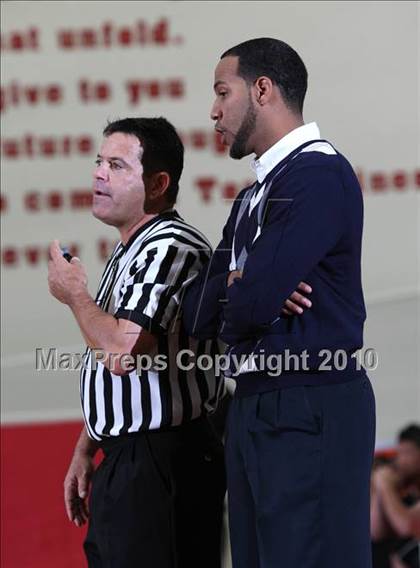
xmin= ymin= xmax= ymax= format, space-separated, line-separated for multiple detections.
xmin=93 ymin=132 xmax=147 ymax=233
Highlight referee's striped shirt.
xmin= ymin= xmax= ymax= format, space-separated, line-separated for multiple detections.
xmin=80 ymin=210 xmax=225 ymax=441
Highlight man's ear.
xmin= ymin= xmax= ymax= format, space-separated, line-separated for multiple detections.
xmin=147 ymin=171 xmax=171 ymax=200
xmin=253 ymin=76 xmax=274 ymax=106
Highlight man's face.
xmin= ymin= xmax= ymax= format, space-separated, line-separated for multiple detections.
xmin=395 ymin=441 xmax=420 ymax=482
xmin=92 ymin=132 xmax=146 ymax=230
xmin=211 ymin=56 xmax=258 ymax=160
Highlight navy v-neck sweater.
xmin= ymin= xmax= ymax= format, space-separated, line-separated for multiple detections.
xmin=183 ymin=143 xmax=368 ymax=394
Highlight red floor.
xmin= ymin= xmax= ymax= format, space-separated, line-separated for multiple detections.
xmin=1 ymin=421 xmax=91 ymax=568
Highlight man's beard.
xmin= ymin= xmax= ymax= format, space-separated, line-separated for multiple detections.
xmin=229 ymin=95 xmax=257 ymax=160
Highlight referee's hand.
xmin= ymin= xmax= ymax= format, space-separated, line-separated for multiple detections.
xmin=48 ymin=240 xmax=88 ymax=306
xmin=64 ymin=450 xmax=94 ymax=527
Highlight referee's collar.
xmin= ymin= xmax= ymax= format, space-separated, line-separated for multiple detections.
xmin=123 ymin=209 xmax=181 ymax=252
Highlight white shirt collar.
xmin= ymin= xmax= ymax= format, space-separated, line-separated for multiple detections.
xmin=251 ymin=122 xmax=321 ymax=183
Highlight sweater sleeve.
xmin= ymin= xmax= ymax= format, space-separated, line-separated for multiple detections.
xmin=220 ymin=164 xmax=346 ymax=344
xmin=182 ymin=190 xmax=245 ymax=339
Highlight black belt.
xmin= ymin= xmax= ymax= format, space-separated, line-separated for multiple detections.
xmin=99 ymin=415 xmax=210 ymax=453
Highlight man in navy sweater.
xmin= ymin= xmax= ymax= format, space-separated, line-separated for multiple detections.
xmin=183 ymin=38 xmax=376 ymax=568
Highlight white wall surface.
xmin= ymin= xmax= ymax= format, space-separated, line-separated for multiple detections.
xmin=1 ymin=1 xmax=419 ymax=444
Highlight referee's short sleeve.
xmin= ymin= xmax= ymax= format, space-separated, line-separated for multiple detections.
xmin=114 ymin=239 xmax=209 ymax=334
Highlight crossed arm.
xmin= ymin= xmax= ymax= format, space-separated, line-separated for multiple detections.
xmin=181 ymin=167 xmax=333 ymax=341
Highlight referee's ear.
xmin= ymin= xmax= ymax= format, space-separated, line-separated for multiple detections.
xmin=145 ymin=171 xmax=171 ymax=201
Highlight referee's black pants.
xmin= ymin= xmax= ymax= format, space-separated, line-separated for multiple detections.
xmin=226 ymin=374 xmax=376 ymax=568
xmin=84 ymin=417 xmax=226 ymax=568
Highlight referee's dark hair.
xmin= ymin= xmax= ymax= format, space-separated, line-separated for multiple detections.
xmin=399 ymin=424 xmax=420 ymax=448
xmin=103 ymin=117 xmax=184 ymax=204
xmin=221 ymin=38 xmax=308 ymax=115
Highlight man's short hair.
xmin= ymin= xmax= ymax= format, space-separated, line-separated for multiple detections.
xmin=103 ymin=117 xmax=184 ymax=204
xmin=399 ymin=424 xmax=420 ymax=448
xmin=221 ymin=37 xmax=308 ymax=114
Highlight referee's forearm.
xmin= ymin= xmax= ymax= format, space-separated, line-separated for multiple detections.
xmin=68 ymin=289 xmax=157 ymax=375
xmin=68 ymin=289 xmax=119 ymax=354
xmin=74 ymin=426 xmax=99 ymax=457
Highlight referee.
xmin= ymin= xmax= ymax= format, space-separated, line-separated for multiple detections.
xmin=48 ymin=118 xmax=226 ymax=568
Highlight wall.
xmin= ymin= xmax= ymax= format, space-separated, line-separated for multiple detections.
xmin=1 ymin=2 xmax=419 ymax=567
xmin=1 ymin=0 xmax=419 ymax=441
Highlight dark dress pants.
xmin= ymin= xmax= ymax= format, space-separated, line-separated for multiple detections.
xmin=225 ymin=375 xmax=376 ymax=568
xmin=84 ymin=417 xmax=226 ymax=568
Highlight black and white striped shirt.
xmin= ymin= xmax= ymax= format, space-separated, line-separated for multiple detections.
xmin=80 ymin=210 xmax=225 ymax=441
